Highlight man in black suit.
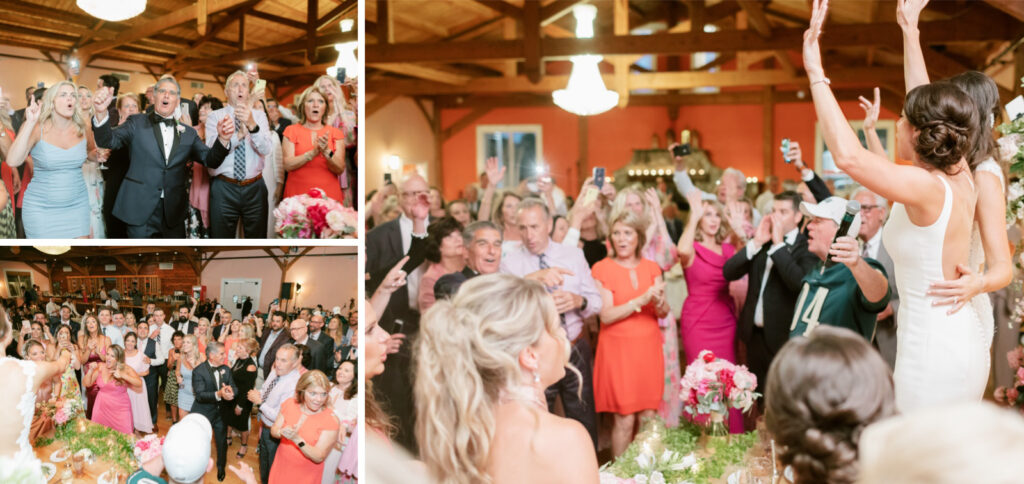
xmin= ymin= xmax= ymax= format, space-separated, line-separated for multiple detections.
xmin=723 ymin=191 xmax=818 ymax=399
xmin=288 ymin=318 xmax=329 ymax=374
xmin=257 ymin=311 xmax=291 ymax=377
xmin=434 ymin=221 xmax=503 ymax=300
xmin=172 ymin=303 xmax=198 ymax=334
xmin=307 ymin=312 xmax=334 ymax=357
xmin=191 ymin=341 xmax=237 ymax=482
xmin=365 ymin=173 xmax=431 ymax=452
xmin=266 ymin=99 xmax=291 ymax=141
xmin=97 ymin=74 xmax=121 ymax=127
xmin=91 ymin=76 xmax=233 ymax=238
xmin=48 ymin=306 xmax=79 ymax=337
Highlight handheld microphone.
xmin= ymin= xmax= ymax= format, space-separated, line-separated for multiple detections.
xmin=824 ymin=200 xmax=860 ymax=268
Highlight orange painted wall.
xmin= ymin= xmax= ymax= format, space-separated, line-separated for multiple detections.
xmin=438 ymin=100 xmax=898 ymax=201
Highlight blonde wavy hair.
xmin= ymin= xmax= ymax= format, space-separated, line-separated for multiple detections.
xmin=295 ymin=86 xmax=332 ymax=125
xmin=607 ymin=210 xmax=647 ymax=259
xmin=414 ymin=273 xmax=578 ymax=484
xmin=181 ymin=334 xmax=201 ymax=366
xmin=39 ymin=81 xmax=87 ymax=137
xmin=491 ymin=190 xmax=522 ymax=228
xmin=695 ymin=199 xmax=733 ymax=245
xmin=609 ymin=185 xmax=652 ymax=232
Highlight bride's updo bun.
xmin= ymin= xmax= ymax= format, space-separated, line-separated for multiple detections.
xmin=766 ymin=326 xmax=895 ymax=484
xmin=904 ymin=82 xmax=979 ymax=173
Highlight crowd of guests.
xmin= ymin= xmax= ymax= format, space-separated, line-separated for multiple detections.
xmin=2 ymin=291 xmax=359 ymax=483
xmin=364 ymin=1 xmax=1024 ymax=482
xmin=0 ymin=66 xmax=357 ymax=238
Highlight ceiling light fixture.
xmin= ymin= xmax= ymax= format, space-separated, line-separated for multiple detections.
xmin=553 ymin=5 xmax=618 ymax=116
xmin=327 ymin=19 xmax=358 ymax=80
xmin=76 ymin=0 xmax=146 ymax=22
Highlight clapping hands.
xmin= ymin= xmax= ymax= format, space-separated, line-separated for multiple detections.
xmin=216 ymin=115 xmax=236 ymax=146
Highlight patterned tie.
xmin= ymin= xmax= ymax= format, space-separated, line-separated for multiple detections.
xmin=233 ymin=116 xmax=246 ymax=180
xmin=862 ymin=242 xmax=870 ymax=259
xmin=539 ymin=254 xmax=567 ymax=327
xmin=261 ymin=373 xmax=279 ymax=402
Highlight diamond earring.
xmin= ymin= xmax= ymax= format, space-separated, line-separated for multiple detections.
xmin=533 ymin=371 xmax=541 ymax=384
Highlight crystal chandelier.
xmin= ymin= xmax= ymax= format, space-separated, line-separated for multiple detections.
xmin=327 ymin=19 xmax=358 ymax=80
xmin=552 ymin=5 xmax=618 ymax=116
xmin=77 ymin=0 xmax=147 ymax=22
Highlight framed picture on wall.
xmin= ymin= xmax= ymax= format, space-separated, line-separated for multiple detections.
xmin=814 ymin=119 xmax=896 ymax=192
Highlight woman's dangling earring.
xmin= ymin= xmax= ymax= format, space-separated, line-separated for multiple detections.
xmin=533 ymin=371 xmax=541 ymax=384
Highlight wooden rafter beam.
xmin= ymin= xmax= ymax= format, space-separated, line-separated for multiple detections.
xmin=306 ymin=0 xmax=318 ymax=62
xmin=200 ymin=251 xmax=220 ymax=272
xmin=248 ymin=10 xmax=307 ymax=31
xmin=24 ymin=262 xmax=50 ymax=280
xmin=737 ymin=1 xmax=772 ymax=38
xmin=377 ymin=0 xmax=392 ymax=44
xmin=372 ymin=64 xmax=472 ymax=85
xmin=523 ymin=0 xmax=542 ymax=83
xmin=170 ymin=31 xmax=355 ymax=71
xmin=317 ymin=0 xmax=357 ymax=31
xmin=74 ymin=20 xmax=106 ymax=49
xmin=366 ymin=94 xmax=398 ymax=117
xmin=39 ymin=51 xmax=69 ymax=79
xmin=77 ymin=0 xmax=253 ymax=58
xmin=541 ymin=0 xmax=587 ymax=26
xmin=473 ymin=0 xmax=522 ymax=19
xmin=370 ymin=67 xmax=906 ymax=96
xmin=612 ymin=0 xmax=629 ymax=108
xmin=443 ymin=107 xmax=492 ymax=141
xmin=985 ymin=0 xmax=1024 ymax=21
xmin=367 ymin=12 xmax=1017 ymax=64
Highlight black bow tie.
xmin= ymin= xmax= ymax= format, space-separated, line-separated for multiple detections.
xmin=150 ymin=112 xmax=175 ymax=128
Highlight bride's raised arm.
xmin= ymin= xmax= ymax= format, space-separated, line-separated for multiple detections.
xmin=803 ymin=0 xmax=942 ymax=211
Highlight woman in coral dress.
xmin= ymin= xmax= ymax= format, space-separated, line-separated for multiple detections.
xmin=122 ymin=332 xmax=153 ymax=435
xmin=269 ymin=370 xmax=340 ymax=484
xmin=677 ymin=191 xmax=743 ymax=433
xmin=591 ymin=211 xmax=671 ymax=458
xmin=84 ymin=345 xmax=141 ymax=435
xmin=282 ymin=86 xmax=346 ymax=202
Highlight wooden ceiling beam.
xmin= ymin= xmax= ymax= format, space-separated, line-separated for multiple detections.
xmin=249 ymin=10 xmax=307 ymax=31
xmin=372 ymin=64 xmax=473 ymax=85
xmin=170 ymin=31 xmax=355 ymax=71
xmin=984 ymin=0 xmax=1024 ymax=22
xmin=523 ymin=0 xmax=542 ymax=83
xmin=366 ymin=94 xmax=398 ymax=117
xmin=39 ymin=50 xmax=69 ymax=80
xmin=317 ymin=0 xmax=356 ymax=31
xmin=369 ymin=67 xmax=905 ymax=96
xmin=367 ymin=12 xmax=1017 ymax=64
xmin=737 ymin=1 xmax=773 ymax=38
xmin=77 ymin=0 xmax=253 ymax=59
xmin=472 ymin=0 xmax=522 ymax=19
xmin=612 ymin=0 xmax=630 ymax=108
xmin=306 ymin=0 xmax=318 ymax=62
xmin=541 ymin=0 xmax=587 ymax=27
xmin=164 ymin=1 xmax=261 ymax=69
xmin=442 ymin=107 xmax=493 ymax=141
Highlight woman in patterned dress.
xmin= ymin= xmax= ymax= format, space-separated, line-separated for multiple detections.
xmin=163 ymin=331 xmax=184 ymax=423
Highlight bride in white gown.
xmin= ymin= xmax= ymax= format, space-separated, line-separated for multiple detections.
xmin=803 ymin=0 xmax=986 ymax=412
xmin=0 ymin=310 xmax=72 ymax=483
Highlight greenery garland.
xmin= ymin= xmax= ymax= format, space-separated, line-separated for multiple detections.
xmin=602 ymin=421 xmax=758 ymax=484
xmin=52 ymin=419 xmax=136 ymax=473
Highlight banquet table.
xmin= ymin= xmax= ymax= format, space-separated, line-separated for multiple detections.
xmin=33 ymin=422 xmax=132 ymax=484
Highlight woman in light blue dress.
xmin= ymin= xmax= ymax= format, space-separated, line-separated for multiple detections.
xmin=4 ymin=80 xmax=95 ymax=238
xmin=176 ymin=334 xmax=201 ymax=416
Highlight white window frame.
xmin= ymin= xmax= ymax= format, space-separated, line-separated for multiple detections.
xmin=4 ymin=269 xmax=33 ymax=298
xmin=476 ymin=124 xmax=544 ymax=188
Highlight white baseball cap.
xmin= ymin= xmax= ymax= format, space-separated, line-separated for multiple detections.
xmin=800 ymin=196 xmax=861 ymax=237
xmin=332 ymin=306 xmax=342 ymax=315
xmin=162 ymin=414 xmax=212 ymax=483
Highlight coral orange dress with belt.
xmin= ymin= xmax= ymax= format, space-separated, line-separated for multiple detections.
xmin=282 ymin=124 xmax=344 ymax=202
xmin=268 ymin=397 xmax=340 ymax=484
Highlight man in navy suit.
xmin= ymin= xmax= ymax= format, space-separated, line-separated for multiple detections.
xmin=192 ymin=341 xmax=237 ymax=481
xmin=91 ymin=76 xmax=234 ymax=238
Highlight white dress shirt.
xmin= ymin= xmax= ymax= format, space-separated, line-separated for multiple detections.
xmin=205 ymin=105 xmax=272 ymax=179
xmin=258 ymin=367 xmax=301 ymax=426
xmin=863 ymin=230 xmax=882 ymax=259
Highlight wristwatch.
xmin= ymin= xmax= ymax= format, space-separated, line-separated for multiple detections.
xmin=297 ymin=440 xmax=306 ymax=448
xmin=579 ymin=297 xmax=588 ymax=312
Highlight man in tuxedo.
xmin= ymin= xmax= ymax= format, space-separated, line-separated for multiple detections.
xmin=307 ymin=313 xmax=334 ymax=356
xmin=258 ymin=311 xmax=290 ymax=378
xmin=365 ymin=173 xmax=432 ymax=452
xmin=48 ymin=306 xmax=79 ymax=336
xmin=854 ymin=188 xmax=899 ymax=368
xmin=135 ymin=321 xmax=160 ymax=427
xmin=205 ymin=71 xmax=272 ymax=238
xmin=91 ymin=76 xmax=234 ymax=238
xmin=723 ymin=191 xmax=819 ymax=399
xmin=191 ymin=341 xmax=237 ymax=481
xmin=288 ymin=318 xmax=328 ymax=374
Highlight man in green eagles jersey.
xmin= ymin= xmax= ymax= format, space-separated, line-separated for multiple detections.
xmin=791 ymin=197 xmax=890 ymax=340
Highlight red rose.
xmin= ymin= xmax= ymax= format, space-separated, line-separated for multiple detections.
xmin=307 ymin=204 xmax=329 ymax=235
xmin=307 ymin=188 xmax=323 ymax=199
xmin=702 ymin=352 xmax=716 ymax=363
xmin=719 ymin=368 xmax=735 ymax=395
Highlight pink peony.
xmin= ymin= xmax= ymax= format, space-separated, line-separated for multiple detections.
xmin=1017 ymin=367 xmax=1024 ymax=383
xmin=1007 ymin=387 xmax=1020 ymax=403
xmin=1008 ymin=347 xmax=1024 ymax=372
xmin=995 ymin=386 xmax=1007 ymax=403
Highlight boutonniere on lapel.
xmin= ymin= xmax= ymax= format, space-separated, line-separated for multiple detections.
xmin=175 ymin=121 xmax=186 ymax=135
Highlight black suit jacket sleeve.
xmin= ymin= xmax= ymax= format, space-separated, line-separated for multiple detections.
xmin=723 ymin=245 xmax=755 ymax=281
xmin=768 ymin=238 xmax=820 ymax=292
xmin=189 ymin=132 xmax=229 ymax=170
xmin=193 ymin=365 xmax=219 ymax=404
xmin=93 ymin=114 xmax=136 ymax=151
xmin=806 ymin=171 xmax=832 ymax=202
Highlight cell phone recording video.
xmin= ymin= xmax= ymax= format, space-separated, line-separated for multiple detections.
xmin=673 ymin=130 xmax=692 ymax=157
xmin=593 ymin=167 xmax=606 ymax=189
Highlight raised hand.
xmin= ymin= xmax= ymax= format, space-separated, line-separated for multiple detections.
xmin=803 ymin=0 xmax=829 ymax=82
xmin=896 ymin=0 xmax=929 ymax=32
xmin=378 ymin=256 xmax=409 ymax=294
xmin=786 ymin=141 xmax=804 ymax=166
xmin=770 ymin=212 xmax=786 ymax=245
xmin=217 ymin=115 xmax=236 ymax=145
xmin=93 ymin=86 xmax=113 ymax=113
xmin=24 ymin=96 xmax=40 ymax=123
xmin=644 ymin=188 xmax=662 ymax=216
xmin=484 ymin=156 xmax=505 ymax=187
xmin=858 ymin=87 xmax=881 ymax=130
xmin=753 ymin=213 xmax=772 ymax=246
xmin=234 ymin=104 xmax=253 ymax=130
xmin=685 ymin=190 xmax=704 ymax=221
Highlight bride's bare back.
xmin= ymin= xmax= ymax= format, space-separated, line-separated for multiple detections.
xmin=488 ymin=402 xmax=599 ymax=484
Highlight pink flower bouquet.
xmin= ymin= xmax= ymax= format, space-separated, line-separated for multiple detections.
xmin=679 ymin=350 xmax=760 ymax=418
xmin=274 ymin=188 xmax=358 ymax=239
xmin=995 ymin=346 xmax=1024 ymax=412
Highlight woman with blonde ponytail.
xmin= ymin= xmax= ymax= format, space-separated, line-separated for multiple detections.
xmin=414 ymin=273 xmax=599 ymax=484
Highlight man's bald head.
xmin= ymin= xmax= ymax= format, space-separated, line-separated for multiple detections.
xmin=399 ymin=173 xmax=429 ymax=219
